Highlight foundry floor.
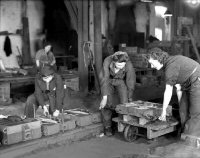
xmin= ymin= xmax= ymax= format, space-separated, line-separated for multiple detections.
xmin=1 ymin=90 xmax=198 ymax=158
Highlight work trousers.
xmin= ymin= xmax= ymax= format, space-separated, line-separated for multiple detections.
xmin=24 ymin=94 xmax=41 ymax=118
xmin=24 ymin=94 xmax=56 ymax=118
xmin=101 ymin=80 xmax=128 ymax=128
xmin=179 ymin=77 xmax=200 ymax=137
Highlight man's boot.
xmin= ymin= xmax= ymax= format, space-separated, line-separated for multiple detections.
xmin=105 ymin=127 xmax=113 ymax=136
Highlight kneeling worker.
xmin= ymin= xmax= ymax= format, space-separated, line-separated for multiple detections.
xmin=24 ymin=65 xmax=65 ymax=118
xmin=99 ymin=51 xmax=136 ymax=136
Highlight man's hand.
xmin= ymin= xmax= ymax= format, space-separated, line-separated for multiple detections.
xmin=159 ymin=109 xmax=167 ymax=121
xmin=53 ymin=110 xmax=60 ymax=117
xmin=43 ymin=104 xmax=49 ymax=116
xmin=99 ymin=96 xmax=107 ymax=110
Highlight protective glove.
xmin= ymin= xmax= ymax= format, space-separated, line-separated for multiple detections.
xmin=53 ymin=110 xmax=60 ymax=117
xmin=43 ymin=104 xmax=49 ymax=116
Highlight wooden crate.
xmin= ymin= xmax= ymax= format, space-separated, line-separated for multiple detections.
xmin=115 ymin=101 xmax=172 ymax=119
xmin=64 ymin=112 xmax=102 ymax=127
xmin=64 ymin=77 xmax=79 ymax=91
xmin=41 ymin=123 xmax=60 ymax=136
xmin=59 ymin=118 xmax=76 ymax=131
xmin=0 ymin=119 xmax=41 ymax=145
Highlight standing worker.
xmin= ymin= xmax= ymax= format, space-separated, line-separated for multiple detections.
xmin=35 ymin=41 xmax=57 ymax=71
xmin=146 ymin=47 xmax=200 ymax=143
xmin=99 ymin=51 xmax=136 ymax=136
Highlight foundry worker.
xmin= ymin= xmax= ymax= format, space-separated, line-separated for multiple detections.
xmin=146 ymin=47 xmax=200 ymax=140
xmin=99 ymin=51 xmax=136 ymax=136
xmin=24 ymin=64 xmax=65 ymax=118
xmin=35 ymin=41 xmax=57 ymax=71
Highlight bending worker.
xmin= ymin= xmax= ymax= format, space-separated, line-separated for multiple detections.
xmin=146 ymin=47 xmax=200 ymax=140
xmin=99 ymin=51 xmax=136 ymax=136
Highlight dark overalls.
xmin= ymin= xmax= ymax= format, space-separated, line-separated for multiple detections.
xmin=164 ymin=55 xmax=200 ymax=137
xmin=24 ymin=73 xmax=65 ymax=118
xmin=99 ymin=55 xmax=136 ymax=128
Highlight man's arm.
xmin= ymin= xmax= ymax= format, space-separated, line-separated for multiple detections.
xmin=125 ymin=61 xmax=136 ymax=102
xmin=99 ymin=57 xmax=111 ymax=97
xmin=159 ymin=84 xmax=173 ymax=121
xmin=99 ymin=57 xmax=111 ymax=109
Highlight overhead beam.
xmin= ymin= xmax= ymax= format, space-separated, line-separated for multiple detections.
xmin=64 ymin=0 xmax=78 ymax=32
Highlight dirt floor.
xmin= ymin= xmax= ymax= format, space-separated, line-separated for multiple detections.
xmin=1 ymin=90 xmax=200 ymax=158
xmin=19 ymin=133 xmax=177 ymax=158
xmin=15 ymin=133 xmax=200 ymax=158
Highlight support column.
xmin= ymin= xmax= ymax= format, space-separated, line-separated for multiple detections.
xmin=93 ymin=0 xmax=102 ymax=91
xmin=78 ymin=0 xmax=89 ymax=94
xmin=22 ymin=0 xmax=32 ymax=65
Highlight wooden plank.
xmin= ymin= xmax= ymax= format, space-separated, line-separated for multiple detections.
xmin=22 ymin=0 xmax=32 ymax=65
xmin=59 ymin=119 xmax=76 ymax=132
xmin=93 ymin=0 xmax=102 ymax=91
xmin=147 ymin=126 xmax=176 ymax=139
xmin=78 ymin=0 xmax=88 ymax=93
xmin=115 ymin=101 xmax=172 ymax=118
xmin=41 ymin=123 xmax=60 ymax=136
xmin=112 ymin=117 xmax=178 ymax=132
xmin=83 ymin=0 xmax=89 ymax=93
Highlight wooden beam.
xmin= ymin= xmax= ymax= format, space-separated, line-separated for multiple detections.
xmin=94 ymin=0 xmax=102 ymax=88
xmin=82 ymin=0 xmax=89 ymax=93
xmin=70 ymin=0 xmax=78 ymax=17
xmin=78 ymin=0 xmax=89 ymax=94
xmin=22 ymin=0 xmax=32 ymax=65
xmin=64 ymin=0 xmax=78 ymax=32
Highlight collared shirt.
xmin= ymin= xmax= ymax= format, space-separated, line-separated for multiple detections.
xmin=35 ymin=49 xmax=56 ymax=66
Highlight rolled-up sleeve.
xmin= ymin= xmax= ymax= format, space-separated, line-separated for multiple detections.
xmin=125 ymin=61 xmax=136 ymax=101
xmin=99 ymin=57 xmax=111 ymax=96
